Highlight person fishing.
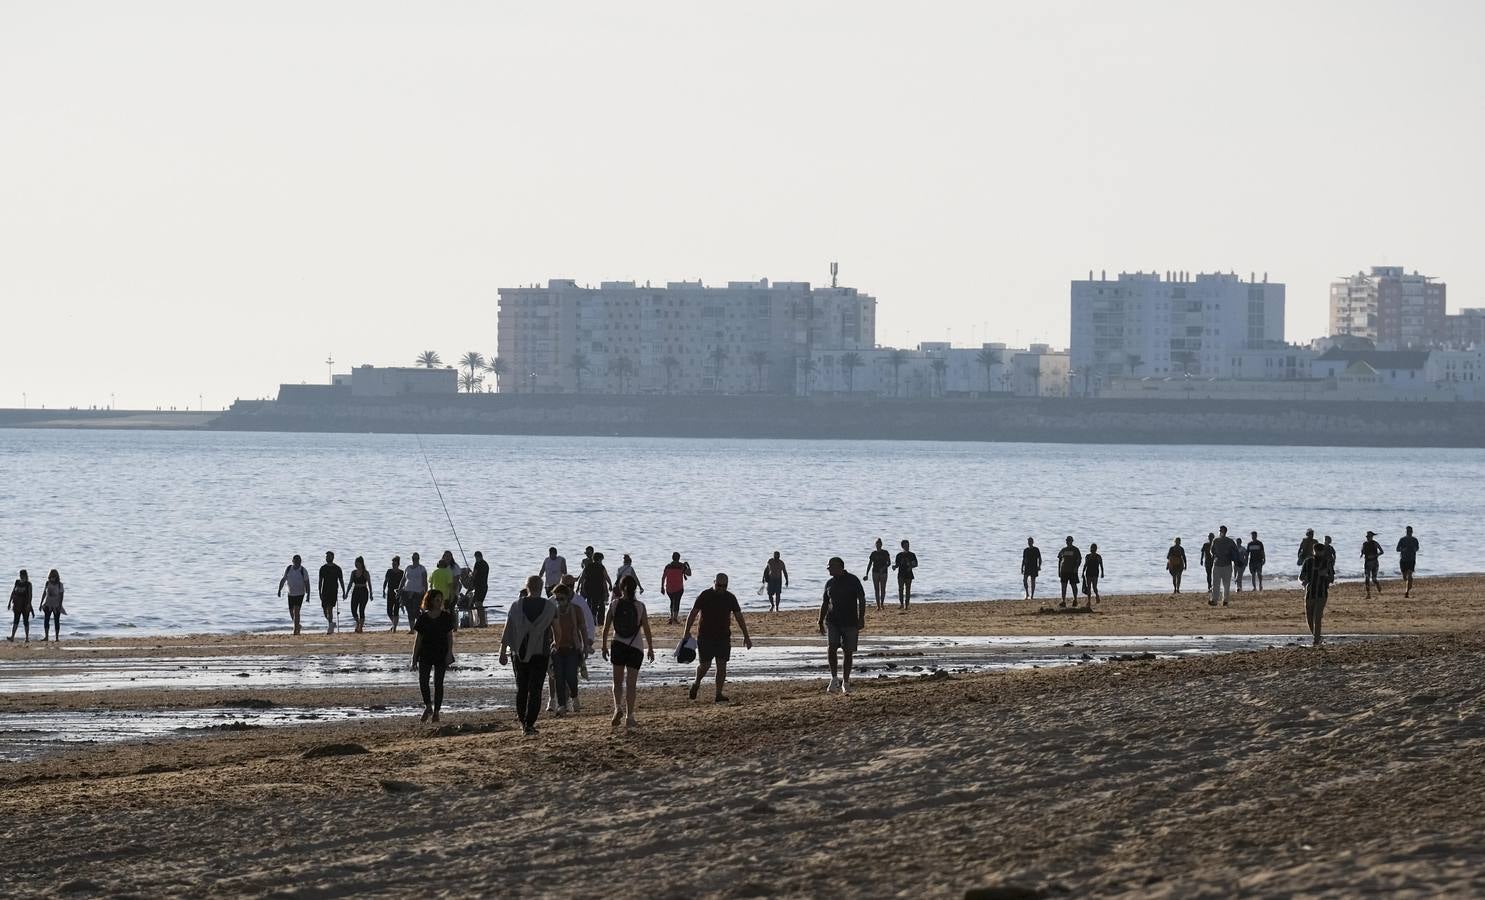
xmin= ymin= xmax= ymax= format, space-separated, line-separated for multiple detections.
xmin=411 ymin=589 xmax=456 ymax=723
xmin=8 ymin=569 xmax=33 ymax=643
xmin=346 ymin=556 xmax=372 ymax=633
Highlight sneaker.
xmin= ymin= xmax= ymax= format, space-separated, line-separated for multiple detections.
xmin=688 ymin=682 xmax=700 ymax=701
xmin=826 ymin=678 xmax=840 ymax=694
xmin=611 ymin=709 xmax=624 ymax=727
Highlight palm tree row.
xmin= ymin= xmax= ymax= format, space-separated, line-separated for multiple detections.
xmin=414 ymin=350 xmax=508 ymax=393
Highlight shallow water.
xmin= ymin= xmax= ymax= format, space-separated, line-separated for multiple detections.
xmin=2 ymin=428 xmax=1472 ymax=636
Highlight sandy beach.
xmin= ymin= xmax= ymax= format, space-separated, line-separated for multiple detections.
xmin=2 ymin=576 xmax=1483 ymax=896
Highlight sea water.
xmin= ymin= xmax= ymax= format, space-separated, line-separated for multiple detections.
xmin=0 ymin=428 xmax=1477 ymax=636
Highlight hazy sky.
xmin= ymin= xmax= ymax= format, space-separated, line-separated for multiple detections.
xmin=3 ymin=1 xmax=1482 ymax=408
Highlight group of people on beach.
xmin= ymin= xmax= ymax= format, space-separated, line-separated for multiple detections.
xmin=7 ymin=569 xmax=65 ymax=644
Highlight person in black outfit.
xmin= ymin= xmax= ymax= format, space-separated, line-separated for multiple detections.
xmin=580 ymin=552 xmax=613 ymax=626
xmin=470 ymin=550 xmax=490 ymax=627
xmin=318 ymin=551 xmax=345 ymax=635
xmin=383 ymin=556 xmax=404 ymax=632
xmin=1082 ymin=543 xmax=1104 ymax=606
xmin=1246 ymin=532 xmax=1266 ymax=591
xmin=1200 ymin=533 xmax=1215 ymax=590
xmin=1056 ymin=536 xmax=1082 ymax=607
xmin=501 ymin=575 xmax=559 ymax=735
xmin=1021 ymin=538 xmax=1042 ymax=600
xmin=864 ymin=539 xmax=892 ymax=610
xmin=892 ymin=540 xmax=919 ymax=611
xmin=346 ymin=556 xmax=372 ymax=633
xmin=1166 ymin=538 xmax=1187 ymax=594
xmin=412 ymin=590 xmax=456 ymax=723
xmin=7 ymin=570 xmax=32 ymax=643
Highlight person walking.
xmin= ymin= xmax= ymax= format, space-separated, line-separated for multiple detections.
xmin=550 ymin=584 xmax=590 ymax=715
xmin=402 ymin=552 xmax=429 ymax=627
xmin=1397 ymin=526 xmax=1420 ymax=598
xmin=580 ymin=551 xmax=613 ymax=626
xmin=470 ymin=550 xmax=490 ymax=627
xmin=614 ymin=554 xmax=642 ymax=595
xmin=1208 ymin=526 xmax=1238 ymax=607
xmin=893 ymin=539 xmax=919 ymax=610
xmin=346 ymin=556 xmax=372 ymax=633
xmin=501 ymin=574 xmax=558 ymax=735
xmin=661 ymin=552 xmax=692 ymax=625
xmin=1166 ymin=538 xmax=1187 ymax=595
xmin=37 ymin=569 xmax=63 ymax=638
xmin=1082 ymin=543 xmax=1104 ymax=607
xmin=276 ymin=554 xmax=310 ymax=635
xmin=1296 ymin=529 xmax=1317 ymax=567
xmin=601 ymin=576 xmax=654 ymax=729
xmin=1056 ymin=536 xmax=1081 ymax=607
xmin=7 ymin=570 xmax=32 ymax=643
xmin=318 ymin=551 xmax=345 ymax=634
xmin=762 ymin=552 xmax=789 ymax=612
xmin=865 ymin=539 xmax=892 ymax=609
xmin=383 ymin=556 xmax=405 ymax=632
xmin=1318 ymin=536 xmax=1338 ymax=588
xmin=1021 ymin=538 xmax=1042 ymax=601
xmin=684 ymin=573 xmax=753 ymax=703
xmin=1300 ymin=548 xmax=1330 ymax=646
xmin=818 ymin=557 xmax=867 ymax=694
xmin=411 ymin=589 xmax=456 ymax=724
xmin=1200 ymin=532 xmax=1216 ymax=590
xmin=540 ymin=547 xmax=568 ymax=597
xmin=1233 ymin=538 xmax=1249 ymax=593
xmin=548 ymin=573 xmax=596 ymax=714
xmin=1361 ymin=531 xmax=1385 ymax=598
xmin=1246 ymin=532 xmax=1266 ymax=591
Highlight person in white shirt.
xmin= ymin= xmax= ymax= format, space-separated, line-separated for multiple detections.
xmin=276 ymin=554 xmax=310 ymax=635
xmin=540 ymin=547 xmax=567 ymax=596
xmin=402 ymin=552 xmax=429 ymax=626
xmin=614 ymin=554 xmax=642 ymax=594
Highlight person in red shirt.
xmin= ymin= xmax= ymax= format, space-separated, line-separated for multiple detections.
xmin=683 ymin=573 xmax=753 ymax=703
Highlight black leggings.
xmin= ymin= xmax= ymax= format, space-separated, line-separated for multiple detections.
xmin=11 ymin=608 xmax=30 ymax=632
xmin=350 ymin=591 xmax=369 ymax=621
xmin=418 ymin=659 xmax=447 ymax=709
xmin=513 ymin=655 xmax=549 ymax=728
xmin=43 ymin=609 xmax=61 ymax=634
xmin=668 ymin=591 xmax=683 ymax=620
xmin=386 ymin=595 xmax=400 ymax=622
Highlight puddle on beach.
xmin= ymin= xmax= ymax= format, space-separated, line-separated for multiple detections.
xmin=0 ymin=634 xmax=1371 ymax=761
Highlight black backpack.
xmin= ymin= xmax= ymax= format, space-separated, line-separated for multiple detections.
xmin=612 ymin=597 xmax=640 ymax=640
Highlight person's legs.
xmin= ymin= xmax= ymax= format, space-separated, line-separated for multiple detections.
xmin=418 ymin=659 xmax=433 ymax=716
xmin=1205 ymin=563 xmax=1213 ymax=589
xmin=714 ymin=659 xmax=729 ymax=700
xmin=610 ymin=662 xmax=625 ymax=724
xmin=1090 ymin=577 xmax=1100 ymax=603
xmin=513 ymin=658 xmax=531 ymax=727
xmin=322 ymin=600 xmax=335 ymax=634
xmin=1218 ymin=566 xmax=1232 ymax=604
xmin=691 ymin=654 xmax=712 ymax=700
xmin=1028 ymin=575 xmax=1036 ymax=601
xmin=524 ymin=655 xmax=547 ymax=729
xmin=1312 ymin=587 xmax=1327 ymax=646
xmin=1234 ymin=565 xmax=1245 ymax=592
xmin=432 ymin=662 xmax=446 ymax=717
xmin=902 ymin=578 xmax=912 ymax=609
xmin=624 ymin=666 xmax=640 ymax=726
xmin=552 ymin=655 xmax=569 ymax=709
xmin=826 ymin=644 xmax=840 ymax=686
xmin=288 ymin=596 xmax=303 ymax=635
xmin=1022 ymin=573 xmax=1030 ymax=600
xmin=875 ymin=573 xmax=888 ymax=607
xmin=8 ymin=609 xmax=18 ymax=640
xmin=668 ymin=591 xmax=682 ymax=624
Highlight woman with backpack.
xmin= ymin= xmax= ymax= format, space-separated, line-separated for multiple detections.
xmin=601 ymin=574 xmax=654 ymax=729
xmin=501 ymin=575 xmax=558 ymax=735
xmin=40 ymin=569 xmax=65 ymax=642
xmin=8 ymin=570 xmax=32 ymax=643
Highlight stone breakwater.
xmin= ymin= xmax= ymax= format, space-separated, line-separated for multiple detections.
xmin=211 ymin=393 xmax=1485 ymax=447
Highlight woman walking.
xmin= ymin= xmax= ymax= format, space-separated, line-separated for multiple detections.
xmin=1166 ymin=538 xmax=1187 ymax=595
xmin=550 ymin=583 xmax=590 ymax=714
xmin=347 ymin=557 xmax=372 ymax=633
xmin=40 ymin=569 xmax=65 ymax=642
xmin=601 ymin=575 xmax=654 ymax=729
xmin=383 ymin=556 xmax=405 ymax=632
xmin=7 ymin=570 xmax=32 ymax=643
xmin=411 ymin=589 xmax=456 ymax=723
xmin=501 ymin=575 xmax=558 ymax=735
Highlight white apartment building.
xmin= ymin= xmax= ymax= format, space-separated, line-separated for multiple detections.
xmin=805 ymin=342 xmax=1062 ymax=398
xmin=496 ymin=278 xmax=876 ymax=393
xmin=1070 ymin=270 xmax=1286 ymax=380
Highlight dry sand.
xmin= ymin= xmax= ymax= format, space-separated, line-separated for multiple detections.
xmin=2 ymin=576 xmax=1483 ymax=897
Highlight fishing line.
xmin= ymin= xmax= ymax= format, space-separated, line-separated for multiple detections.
xmin=416 ymin=434 xmax=469 ymax=569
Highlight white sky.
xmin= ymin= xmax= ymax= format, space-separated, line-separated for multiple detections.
xmin=2 ymin=1 xmax=1482 ymax=409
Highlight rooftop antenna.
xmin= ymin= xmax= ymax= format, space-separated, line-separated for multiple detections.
xmin=325 ymin=354 xmax=335 ymax=384
xmin=830 ymin=261 xmax=839 ymax=289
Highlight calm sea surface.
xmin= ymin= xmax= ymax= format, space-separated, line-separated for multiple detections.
xmin=0 ymin=429 xmax=1477 ymax=636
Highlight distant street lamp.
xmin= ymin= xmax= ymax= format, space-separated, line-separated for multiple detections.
xmin=325 ymin=355 xmax=336 ymax=385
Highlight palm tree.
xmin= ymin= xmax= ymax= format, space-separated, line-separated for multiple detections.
xmin=887 ymin=349 xmax=908 ymax=397
xmin=1125 ymin=353 xmax=1143 ymax=377
xmin=458 ymin=352 xmax=485 ymax=391
xmin=975 ymin=348 xmax=1003 ymax=392
xmin=661 ymin=355 xmax=681 ymax=393
xmin=797 ymin=358 xmax=818 ymax=394
xmin=484 ymin=356 xmax=507 ymax=392
xmin=415 ymin=350 xmax=442 ymax=369
xmin=1025 ymin=365 xmax=1042 ymax=397
xmin=569 ymin=352 xmax=590 ymax=393
xmin=609 ymin=356 xmax=637 ymax=394
xmin=708 ymin=346 xmax=729 ymax=392
xmin=999 ymin=370 xmax=1013 ymax=393
xmin=930 ymin=357 xmax=948 ymax=397
xmin=746 ymin=350 xmax=769 ymax=392
xmin=840 ymin=352 xmax=864 ymax=393
xmin=458 ymin=371 xmax=483 ymax=393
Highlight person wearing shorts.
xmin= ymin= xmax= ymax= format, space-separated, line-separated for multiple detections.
xmin=601 ymin=579 xmax=654 ymax=729
xmin=402 ymin=552 xmax=428 ymax=627
xmin=382 ymin=556 xmax=405 ymax=631
xmin=1361 ymin=531 xmax=1385 ymax=598
xmin=762 ymin=552 xmax=788 ymax=612
xmin=1056 ymin=537 xmax=1081 ymax=607
xmin=683 ymin=573 xmax=752 ymax=703
xmin=318 ymin=551 xmax=345 ymax=635
xmin=865 ymin=538 xmax=891 ymax=609
xmin=1300 ymin=550 xmax=1330 ymax=646
xmin=1246 ymin=533 xmax=1266 ymax=591
xmin=893 ymin=539 xmax=918 ymax=610
xmin=818 ymin=557 xmax=867 ymax=694
xmin=661 ymin=552 xmax=691 ymax=625
xmin=1021 ymin=538 xmax=1042 ymax=600
xmin=1396 ymin=526 xmax=1419 ymax=597
xmin=277 ymin=554 xmax=310 ymax=635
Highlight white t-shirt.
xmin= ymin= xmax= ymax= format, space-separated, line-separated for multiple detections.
xmin=281 ymin=565 xmax=310 ymax=595
xmin=541 ymin=556 xmax=566 ymax=587
xmin=403 ymin=563 xmax=429 ymax=593
xmin=609 ymin=599 xmax=648 ymax=650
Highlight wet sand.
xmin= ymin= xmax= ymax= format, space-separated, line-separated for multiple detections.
xmin=1 ymin=575 xmax=1482 ymax=896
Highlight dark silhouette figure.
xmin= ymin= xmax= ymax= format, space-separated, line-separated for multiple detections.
xmin=1021 ymin=538 xmax=1042 ymax=600
xmin=1397 ymin=526 xmax=1420 ymax=597
xmin=1056 ymin=536 xmax=1081 ymax=607
xmin=1166 ymin=538 xmax=1187 ymax=594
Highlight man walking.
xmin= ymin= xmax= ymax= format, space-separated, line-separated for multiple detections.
xmin=1300 ymin=547 xmax=1330 ymax=646
xmin=402 ymin=552 xmax=429 ymax=627
xmin=1247 ymin=532 xmax=1266 ymax=591
xmin=1021 ymin=538 xmax=1042 ymax=600
xmin=1208 ymin=526 xmax=1238 ymax=607
xmin=1397 ymin=526 xmax=1420 ymax=597
xmin=318 ymin=551 xmax=345 ymax=634
xmin=382 ymin=555 xmax=405 ymax=632
xmin=683 ymin=573 xmax=753 ymax=703
xmin=276 ymin=554 xmax=310 ymax=635
xmin=1200 ymin=532 xmax=1216 ymax=590
xmin=1361 ymin=531 xmax=1385 ymax=598
xmin=580 ymin=551 xmax=613 ymax=626
xmin=893 ymin=539 xmax=919 ymax=610
xmin=1056 ymin=536 xmax=1081 ymax=607
xmin=818 ymin=557 xmax=866 ymax=695
xmin=540 ymin=547 xmax=567 ymax=597
xmin=762 ymin=552 xmax=789 ymax=612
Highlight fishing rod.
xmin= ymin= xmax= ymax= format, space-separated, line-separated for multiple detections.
xmin=416 ymin=434 xmax=469 ymax=570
